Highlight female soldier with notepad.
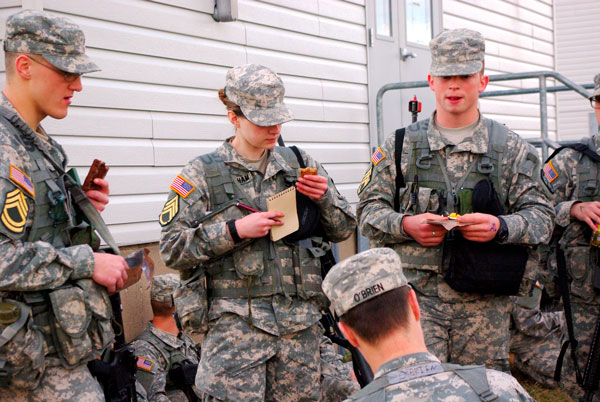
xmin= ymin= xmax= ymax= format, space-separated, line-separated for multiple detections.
xmin=158 ymin=64 xmax=356 ymax=401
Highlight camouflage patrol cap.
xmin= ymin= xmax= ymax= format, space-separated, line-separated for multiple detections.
xmin=430 ymin=28 xmax=484 ymax=77
xmin=150 ymin=274 xmax=179 ymax=303
xmin=3 ymin=9 xmax=100 ymax=74
xmin=591 ymin=74 xmax=600 ymax=99
xmin=224 ymin=64 xmax=294 ymax=126
xmin=322 ymin=248 xmax=408 ymax=316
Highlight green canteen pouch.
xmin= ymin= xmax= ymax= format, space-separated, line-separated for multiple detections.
xmin=49 ymin=286 xmax=94 ymax=367
xmin=174 ymin=270 xmax=208 ymax=336
xmin=0 ymin=300 xmax=45 ymax=389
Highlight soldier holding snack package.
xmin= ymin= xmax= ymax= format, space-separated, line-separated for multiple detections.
xmin=357 ymin=28 xmax=554 ymax=372
xmin=0 ymin=9 xmax=128 ymax=401
xmin=159 ymin=64 xmax=356 ymax=401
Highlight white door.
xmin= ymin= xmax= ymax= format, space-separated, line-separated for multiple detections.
xmin=366 ymin=0 xmax=442 ymax=145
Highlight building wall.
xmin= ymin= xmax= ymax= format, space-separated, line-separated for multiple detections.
xmin=554 ymin=0 xmax=600 ymax=141
xmin=8 ymin=0 xmax=369 ymax=247
xmin=443 ymin=0 xmax=557 ymax=142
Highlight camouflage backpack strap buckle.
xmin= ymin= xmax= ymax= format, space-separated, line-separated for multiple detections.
xmin=583 ymin=179 xmax=598 ymax=196
xmin=477 ymin=156 xmax=494 ymax=174
xmin=416 ymin=148 xmax=433 ymax=169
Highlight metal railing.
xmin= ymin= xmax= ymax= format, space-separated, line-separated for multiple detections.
xmin=375 ymin=71 xmax=594 ymax=160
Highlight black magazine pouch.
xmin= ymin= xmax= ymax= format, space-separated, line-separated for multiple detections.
xmin=444 ymin=179 xmax=528 ymax=295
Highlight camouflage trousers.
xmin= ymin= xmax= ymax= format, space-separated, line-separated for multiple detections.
xmin=198 ymin=313 xmax=321 ymax=401
xmin=319 ymin=335 xmax=359 ymax=401
xmin=5 ymin=363 xmax=104 ymax=401
xmin=509 ymin=298 xmax=564 ymax=388
xmin=419 ymin=294 xmax=511 ymax=372
xmin=559 ymin=301 xmax=600 ymax=400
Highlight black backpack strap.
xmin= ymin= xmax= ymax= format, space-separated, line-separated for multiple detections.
xmin=554 ymin=247 xmax=584 ymax=385
xmin=393 ymin=128 xmax=406 ymax=212
xmin=289 ymin=145 xmax=306 ymax=168
xmin=545 ymin=143 xmax=600 ymax=165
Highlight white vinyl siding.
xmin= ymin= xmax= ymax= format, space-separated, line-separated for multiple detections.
xmin=443 ymin=0 xmax=556 ymax=142
xmin=554 ymin=0 xmax=600 ymax=141
xmin=15 ymin=0 xmax=369 ymax=246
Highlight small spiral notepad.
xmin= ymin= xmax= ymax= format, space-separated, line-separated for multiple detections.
xmin=266 ymin=186 xmax=299 ymax=241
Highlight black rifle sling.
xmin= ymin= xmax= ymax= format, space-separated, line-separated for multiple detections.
xmin=545 ymin=143 xmax=600 ymax=165
xmin=394 ymin=128 xmax=406 ymax=212
xmin=582 ymin=309 xmax=600 ymax=401
xmin=554 ymin=247 xmax=584 ymax=385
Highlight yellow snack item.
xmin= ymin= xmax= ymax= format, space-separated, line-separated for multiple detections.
xmin=448 ymin=212 xmax=461 ymax=220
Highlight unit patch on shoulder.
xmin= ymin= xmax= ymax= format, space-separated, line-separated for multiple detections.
xmin=1 ymin=188 xmax=29 ymax=234
xmin=170 ymin=175 xmax=195 ymax=198
xmin=357 ymin=165 xmax=373 ymax=195
xmin=136 ymin=356 xmax=154 ymax=372
xmin=9 ymin=165 xmax=34 ymax=197
xmin=371 ymin=147 xmax=386 ymax=166
xmin=159 ymin=195 xmax=179 ymax=226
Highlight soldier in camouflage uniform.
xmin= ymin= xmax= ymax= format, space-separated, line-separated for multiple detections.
xmin=130 ymin=274 xmax=201 ymax=401
xmin=357 ymin=28 xmax=554 ymax=372
xmin=159 ymin=64 xmax=357 ymax=401
xmin=509 ymin=285 xmax=565 ymax=388
xmin=0 ymin=10 xmax=129 ymax=401
xmin=322 ymin=248 xmax=535 ymax=401
xmin=540 ymin=73 xmax=600 ymax=399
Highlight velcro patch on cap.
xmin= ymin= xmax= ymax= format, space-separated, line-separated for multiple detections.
xmin=136 ymin=357 xmax=154 ymax=372
xmin=170 ymin=175 xmax=194 ymax=198
xmin=371 ymin=147 xmax=386 ymax=165
xmin=543 ymin=161 xmax=558 ymax=183
xmin=9 ymin=165 xmax=34 ymax=197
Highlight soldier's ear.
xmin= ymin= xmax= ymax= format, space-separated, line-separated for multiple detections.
xmin=408 ymin=287 xmax=421 ymax=323
xmin=338 ymin=321 xmax=360 ymax=348
xmin=14 ymin=54 xmax=33 ymax=80
xmin=227 ymin=110 xmax=240 ymax=128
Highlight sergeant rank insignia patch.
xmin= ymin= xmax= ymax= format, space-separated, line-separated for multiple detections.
xmin=170 ymin=175 xmax=194 ymax=198
xmin=1 ymin=188 xmax=29 ymax=234
xmin=136 ymin=357 xmax=154 ymax=372
xmin=357 ymin=165 xmax=373 ymax=195
xmin=159 ymin=195 xmax=179 ymax=226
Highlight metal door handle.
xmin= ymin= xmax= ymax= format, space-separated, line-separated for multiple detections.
xmin=401 ymin=48 xmax=417 ymax=61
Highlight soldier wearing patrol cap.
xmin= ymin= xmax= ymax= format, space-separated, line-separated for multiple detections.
xmin=0 ymin=9 xmax=128 ymax=400
xmin=130 ymin=274 xmax=201 ymax=401
xmin=539 ymin=73 xmax=600 ymax=399
xmin=323 ymin=248 xmax=535 ymax=401
xmin=159 ymin=64 xmax=356 ymax=401
xmin=357 ymin=28 xmax=554 ymax=372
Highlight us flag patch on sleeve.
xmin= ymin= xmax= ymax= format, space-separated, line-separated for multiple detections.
xmin=371 ymin=147 xmax=386 ymax=165
xmin=543 ymin=161 xmax=558 ymax=183
xmin=170 ymin=175 xmax=194 ymax=198
xmin=137 ymin=357 xmax=154 ymax=372
xmin=9 ymin=165 xmax=35 ymax=197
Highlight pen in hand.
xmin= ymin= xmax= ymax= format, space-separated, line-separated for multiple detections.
xmin=236 ymin=202 xmax=261 ymax=213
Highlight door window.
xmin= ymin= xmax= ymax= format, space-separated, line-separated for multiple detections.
xmin=405 ymin=0 xmax=432 ymax=46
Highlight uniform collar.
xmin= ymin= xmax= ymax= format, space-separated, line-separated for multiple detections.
xmin=426 ymin=111 xmax=489 ymax=154
xmin=374 ymin=352 xmax=441 ymax=379
xmin=221 ymin=137 xmax=292 ymax=181
xmin=148 ymin=322 xmax=184 ymax=349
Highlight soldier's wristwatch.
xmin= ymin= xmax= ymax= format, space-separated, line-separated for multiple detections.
xmin=494 ymin=217 xmax=508 ymax=242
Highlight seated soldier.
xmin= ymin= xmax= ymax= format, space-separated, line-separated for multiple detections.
xmin=130 ymin=274 xmax=201 ymax=401
xmin=322 ymin=248 xmax=535 ymax=401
